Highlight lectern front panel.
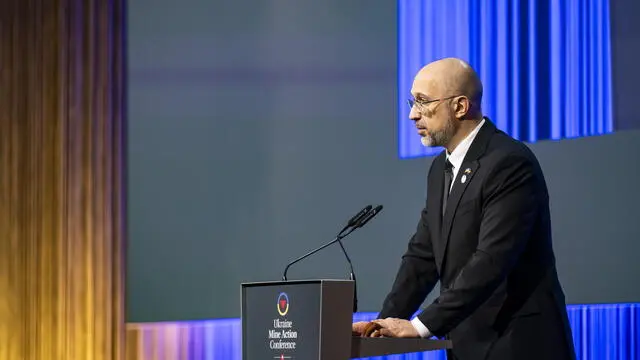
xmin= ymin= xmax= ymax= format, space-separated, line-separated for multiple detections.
xmin=242 ymin=282 xmax=321 ymax=360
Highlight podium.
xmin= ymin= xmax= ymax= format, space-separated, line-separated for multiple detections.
xmin=241 ymin=279 xmax=451 ymax=360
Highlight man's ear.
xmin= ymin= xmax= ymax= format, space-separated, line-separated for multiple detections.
xmin=453 ymin=97 xmax=469 ymax=119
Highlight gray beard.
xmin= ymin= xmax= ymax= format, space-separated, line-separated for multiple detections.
xmin=420 ymin=119 xmax=456 ymax=148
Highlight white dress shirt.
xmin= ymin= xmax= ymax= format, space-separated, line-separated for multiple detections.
xmin=410 ymin=119 xmax=486 ymax=338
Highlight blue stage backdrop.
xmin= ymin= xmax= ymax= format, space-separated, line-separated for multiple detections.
xmin=126 ymin=304 xmax=640 ymax=359
xmin=398 ymin=0 xmax=614 ymax=158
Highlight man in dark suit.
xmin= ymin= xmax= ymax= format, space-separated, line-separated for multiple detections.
xmin=352 ymin=58 xmax=576 ymax=360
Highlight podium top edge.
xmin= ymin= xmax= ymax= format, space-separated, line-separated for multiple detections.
xmin=241 ymin=279 xmax=354 ymax=287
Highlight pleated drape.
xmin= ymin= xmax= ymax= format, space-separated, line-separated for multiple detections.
xmin=0 ymin=1 xmax=126 ymax=359
xmin=122 ymin=304 xmax=640 ymax=360
xmin=398 ymin=0 xmax=613 ymax=158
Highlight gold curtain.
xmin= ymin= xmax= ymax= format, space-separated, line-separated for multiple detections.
xmin=0 ymin=1 xmax=126 ymax=359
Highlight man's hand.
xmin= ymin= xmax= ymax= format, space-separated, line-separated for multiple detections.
xmin=352 ymin=321 xmax=370 ymax=336
xmin=370 ymin=318 xmax=420 ymax=338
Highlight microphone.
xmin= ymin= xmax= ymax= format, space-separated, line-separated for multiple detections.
xmin=281 ymin=205 xmax=383 ymax=312
xmin=336 ymin=205 xmax=384 ymax=311
xmin=353 ymin=205 xmax=383 ymax=229
xmin=340 ymin=205 xmax=372 ymax=235
xmin=281 ymin=205 xmax=373 ymax=282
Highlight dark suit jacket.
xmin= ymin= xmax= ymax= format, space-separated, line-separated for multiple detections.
xmin=378 ymin=119 xmax=576 ymax=360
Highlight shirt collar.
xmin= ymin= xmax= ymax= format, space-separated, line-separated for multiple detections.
xmin=446 ymin=119 xmax=486 ymax=170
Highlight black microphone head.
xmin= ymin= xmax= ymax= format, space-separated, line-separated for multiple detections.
xmin=354 ymin=204 xmax=383 ymax=228
xmin=347 ymin=205 xmax=373 ymax=227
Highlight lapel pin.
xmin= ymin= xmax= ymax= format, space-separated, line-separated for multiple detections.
xmin=461 ymin=168 xmax=472 ymax=184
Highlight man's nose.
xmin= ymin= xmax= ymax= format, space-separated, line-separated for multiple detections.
xmin=409 ymin=106 xmax=420 ymax=120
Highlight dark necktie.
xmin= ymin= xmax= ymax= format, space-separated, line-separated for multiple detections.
xmin=442 ymin=159 xmax=453 ymax=216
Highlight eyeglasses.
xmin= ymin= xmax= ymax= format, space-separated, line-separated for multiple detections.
xmin=407 ymin=95 xmax=461 ymax=111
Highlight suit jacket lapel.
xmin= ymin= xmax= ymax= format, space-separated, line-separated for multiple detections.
xmin=440 ymin=160 xmax=479 ymax=251
xmin=428 ymin=153 xmax=445 ymax=257
xmin=436 ymin=118 xmax=496 ymax=270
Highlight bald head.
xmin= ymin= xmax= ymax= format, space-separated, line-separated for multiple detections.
xmin=413 ymin=57 xmax=483 ymax=116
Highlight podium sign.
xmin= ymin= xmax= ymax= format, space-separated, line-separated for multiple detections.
xmin=241 ymin=280 xmax=354 ymax=360
xmin=241 ymin=279 xmax=452 ymax=360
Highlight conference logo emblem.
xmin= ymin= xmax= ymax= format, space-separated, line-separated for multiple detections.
xmin=270 ymin=292 xmax=297 ymax=354
xmin=277 ymin=292 xmax=289 ymax=316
